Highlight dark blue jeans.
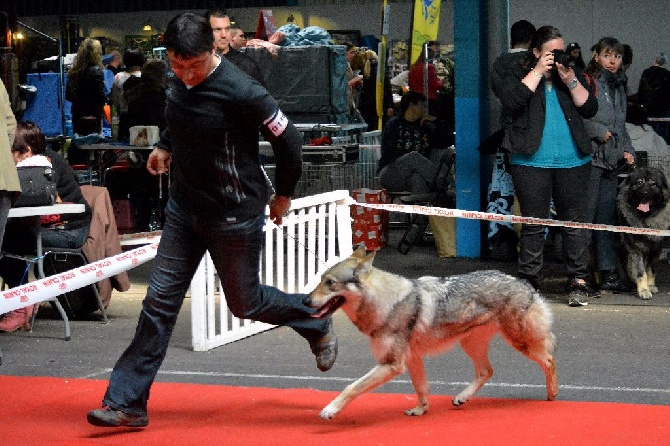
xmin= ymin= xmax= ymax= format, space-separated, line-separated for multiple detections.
xmin=102 ymin=199 xmax=330 ymax=416
xmin=510 ymin=162 xmax=592 ymax=281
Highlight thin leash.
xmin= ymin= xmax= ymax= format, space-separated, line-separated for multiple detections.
xmin=260 ymin=165 xmax=329 ymax=269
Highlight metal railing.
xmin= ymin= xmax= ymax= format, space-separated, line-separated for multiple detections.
xmin=190 ymin=190 xmax=354 ymax=352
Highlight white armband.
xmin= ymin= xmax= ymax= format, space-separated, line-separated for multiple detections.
xmin=262 ymin=109 xmax=289 ymax=137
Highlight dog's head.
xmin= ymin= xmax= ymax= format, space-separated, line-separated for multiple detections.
xmin=622 ymin=167 xmax=670 ymax=215
xmin=305 ymin=245 xmax=375 ymax=318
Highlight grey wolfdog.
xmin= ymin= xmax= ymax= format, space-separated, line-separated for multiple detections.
xmin=306 ymin=246 xmax=558 ymax=419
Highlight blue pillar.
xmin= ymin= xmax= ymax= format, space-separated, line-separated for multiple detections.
xmin=453 ymin=0 xmax=489 ymax=257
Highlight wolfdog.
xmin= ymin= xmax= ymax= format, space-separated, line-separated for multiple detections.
xmin=306 ymin=246 xmax=558 ymax=419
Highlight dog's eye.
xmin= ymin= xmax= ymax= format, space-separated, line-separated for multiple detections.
xmin=324 ymin=279 xmax=334 ymax=288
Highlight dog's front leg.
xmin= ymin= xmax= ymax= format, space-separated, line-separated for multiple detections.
xmin=405 ymin=354 xmax=429 ymax=416
xmin=320 ymin=363 xmax=404 ymax=419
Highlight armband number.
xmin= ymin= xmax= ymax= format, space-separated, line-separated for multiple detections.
xmin=263 ymin=109 xmax=288 ymax=137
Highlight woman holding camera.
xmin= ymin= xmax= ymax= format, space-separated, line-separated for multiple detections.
xmin=500 ymin=25 xmax=599 ymax=307
xmin=583 ymin=37 xmax=635 ymax=293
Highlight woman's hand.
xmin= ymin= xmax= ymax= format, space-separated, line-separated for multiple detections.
xmin=556 ymin=62 xmax=576 ymax=86
xmin=534 ymin=50 xmax=555 ymax=77
xmin=623 ymin=152 xmax=635 ymax=165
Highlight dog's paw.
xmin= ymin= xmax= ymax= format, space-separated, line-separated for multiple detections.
xmin=405 ymin=406 xmax=427 ymax=416
xmin=319 ymin=404 xmax=339 ymax=420
xmin=451 ymin=396 xmax=468 ymax=406
xmin=649 ymin=285 xmax=659 ymax=293
xmin=637 ymin=289 xmax=653 ymax=300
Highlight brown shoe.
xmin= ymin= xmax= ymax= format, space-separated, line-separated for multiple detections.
xmin=309 ymin=319 xmax=338 ymax=372
xmin=87 ymin=407 xmax=148 ymax=427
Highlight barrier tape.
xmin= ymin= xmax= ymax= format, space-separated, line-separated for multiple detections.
xmin=349 ymin=199 xmax=670 ymax=237
xmin=0 ymin=244 xmax=159 ymax=314
xmin=119 ymin=230 xmax=162 ymax=246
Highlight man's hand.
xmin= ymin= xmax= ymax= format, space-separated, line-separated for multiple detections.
xmin=147 ymin=147 xmax=171 ymax=175
xmin=269 ymin=195 xmax=291 ymax=226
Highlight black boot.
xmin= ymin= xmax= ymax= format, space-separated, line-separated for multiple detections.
xmin=600 ymin=271 xmax=629 ymax=293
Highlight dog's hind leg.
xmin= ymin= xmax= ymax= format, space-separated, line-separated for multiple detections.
xmin=405 ymin=353 xmax=429 ymax=416
xmin=320 ymin=363 xmax=404 ymax=419
xmin=502 ymin=305 xmax=558 ymax=401
xmin=453 ymin=325 xmax=496 ymax=406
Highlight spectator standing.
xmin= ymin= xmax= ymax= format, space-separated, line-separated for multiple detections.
xmin=110 ymin=49 xmax=146 ymax=141
xmin=230 ymin=26 xmax=247 ymax=50
xmin=66 ymin=38 xmax=108 ymax=136
xmin=636 ymin=53 xmax=670 ymax=118
xmin=566 ymin=42 xmax=586 ymax=70
xmin=408 ymin=43 xmax=444 ymax=117
xmin=500 ymin=25 xmax=599 ymax=307
xmin=0 ymin=80 xmax=20 ymax=331
xmin=106 ymin=50 xmax=123 ymax=75
xmin=583 ymin=37 xmax=635 ymax=293
xmin=206 ymin=9 xmax=265 ymax=86
xmin=86 ymin=12 xmax=337 ymax=428
xmin=350 ymin=49 xmax=394 ymax=131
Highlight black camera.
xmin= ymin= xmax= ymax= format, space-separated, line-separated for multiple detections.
xmin=551 ymin=49 xmax=575 ymax=68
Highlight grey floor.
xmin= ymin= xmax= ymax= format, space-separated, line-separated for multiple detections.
xmin=1 ymin=228 xmax=669 ymax=408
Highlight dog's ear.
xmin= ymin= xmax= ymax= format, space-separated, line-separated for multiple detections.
xmin=351 ymin=244 xmax=368 ymax=259
xmin=354 ymin=251 xmax=376 ymax=276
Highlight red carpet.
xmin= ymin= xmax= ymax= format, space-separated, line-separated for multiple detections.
xmin=0 ymin=376 xmax=666 ymax=445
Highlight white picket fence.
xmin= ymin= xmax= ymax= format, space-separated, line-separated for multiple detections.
xmin=190 ymin=190 xmax=354 ymax=352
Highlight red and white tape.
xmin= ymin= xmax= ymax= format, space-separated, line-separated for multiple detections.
xmin=349 ymin=199 xmax=670 ymax=237
xmin=0 ymin=244 xmax=159 ymax=314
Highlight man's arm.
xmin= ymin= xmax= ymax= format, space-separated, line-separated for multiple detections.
xmin=259 ymin=108 xmax=302 ymax=198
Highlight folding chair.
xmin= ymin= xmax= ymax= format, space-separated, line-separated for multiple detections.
xmin=397 ymin=148 xmax=455 ymax=255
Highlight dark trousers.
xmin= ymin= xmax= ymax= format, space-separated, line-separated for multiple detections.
xmin=102 ymin=199 xmax=330 ymax=416
xmin=510 ymin=162 xmax=592 ymax=281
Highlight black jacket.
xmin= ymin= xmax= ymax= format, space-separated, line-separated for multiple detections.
xmin=224 ymin=48 xmax=266 ymax=87
xmin=66 ymin=66 xmax=108 ymax=135
xmin=501 ymin=64 xmax=598 ymax=155
xmin=156 ymin=57 xmax=302 ymax=221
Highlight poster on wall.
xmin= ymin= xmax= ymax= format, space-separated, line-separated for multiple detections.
xmin=410 ymin=0 xmax=441 ymax=64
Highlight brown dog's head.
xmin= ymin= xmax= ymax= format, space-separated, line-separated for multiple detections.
xmin=622 ymin=167 xmax=670 ymax=216
xmin=305 ymin=245 xmax=375 ymax=318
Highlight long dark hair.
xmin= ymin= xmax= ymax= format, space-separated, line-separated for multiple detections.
xmin=12 ymin=121 xmax=46 ymax=156
xmin=584 ymin=37 xmax=624 ymax=78
xmin=522 ymin=26 xmax=563 ymax=71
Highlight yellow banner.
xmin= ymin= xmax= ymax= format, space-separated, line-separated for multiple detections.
xmin=410 ymin=0 xmax=441 ymax=64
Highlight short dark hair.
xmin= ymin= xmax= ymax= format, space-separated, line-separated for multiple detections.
xmin=622 ymin=44 xmax=633 ymax=66
xmin=122 ymin=48 xmax=146 ymax=70
xmin=400 ymin=91 xmax=426 ymax=115
xmin=204 ymin=8 xmax=229 ymax=20
xmin=164 ymin=12 xmax=214 ymax=58
xmin=510 ymin=20 xmax=536 ymax=47
xmin=12 ymin=121 xmax=46 ymax=155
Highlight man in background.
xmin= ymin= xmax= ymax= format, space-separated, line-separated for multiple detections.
xmin=106 ymin=50 xmax=123 ymax=75
xmin=230 ymin=26 xmax=247 ymax=50
xmin=205 ymin=8 xmax=265 ymax=86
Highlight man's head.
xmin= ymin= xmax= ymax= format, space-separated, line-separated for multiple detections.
xmin=510 ymin=20 xmax=536 ymax=49
xmin=205 ymin=8 xmax=231 ymax=54
xmin=400 ymin=91 xmax=427 ymax=120
xmin=108 ymin=50 xmax=122 ymax=67
xmin=230 ymin=27 xmax=247 ymax=50
xmin=164 ymin=13 xmax=217 ymax=87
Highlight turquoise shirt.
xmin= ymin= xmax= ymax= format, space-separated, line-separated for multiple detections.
xmin=511 ymin=82 xmax=591 ymax=168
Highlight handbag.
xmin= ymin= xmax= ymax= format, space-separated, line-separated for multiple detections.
xmin=13 ymin=166 xmax=58 ymax=207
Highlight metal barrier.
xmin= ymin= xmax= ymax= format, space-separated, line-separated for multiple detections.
xmin=190 ymin=190 xmax=354 ymax=352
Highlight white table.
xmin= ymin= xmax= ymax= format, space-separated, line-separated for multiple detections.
xmin=5 ymin=203 xmax=86 ymax=341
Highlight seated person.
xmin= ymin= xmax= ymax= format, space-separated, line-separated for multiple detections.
xmin=377 ymin=91 xmax=453 ymax=194
xmin=0 ymin=121 xmax=92 ymax=332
